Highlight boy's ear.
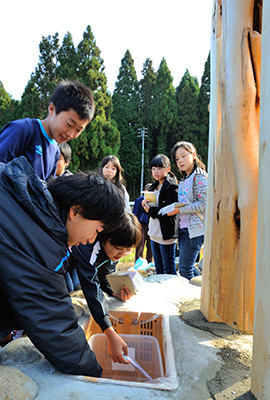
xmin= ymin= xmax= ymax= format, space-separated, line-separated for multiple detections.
xmin=69 ymin=206 xmax=80 ymax=220
xmin=48 ymin=103 xmax=56 ymax=115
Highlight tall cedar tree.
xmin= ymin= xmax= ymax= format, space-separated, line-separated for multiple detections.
xmin=112 ymin=50 xmax=141 ymax=197
xmin=57 ymin=32 xmax=79 ymax=81
xmin=175 ymin=69 xmax=200 ymax=150
xmin=68 ymin=25 xmax=120 ymax=170
xmin=197 ymin=52 xmax=210 ymax=165
xmin=139 ymin=58 xmax=156 ymax=173
xmin=149 ymin=58 xmax=178 ymax=159
xmin=18 ymin=35 xmax=60 ymax=121
xmin=0 ymin=82 xmax=11 ymax=120
xmin=0 ymin=82 xmax=20 ymax=128
xmin=31 ymin=34 xmax=60 ymax=117
xmin=18 ymin=76 xmax=43 ymax=119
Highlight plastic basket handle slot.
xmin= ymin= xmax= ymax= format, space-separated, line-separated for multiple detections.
xmin=124 ymin=355 xmax=152 ymax=380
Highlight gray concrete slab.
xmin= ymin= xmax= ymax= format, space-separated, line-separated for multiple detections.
xmin=1 ymin=275 xmax=224 ymax=399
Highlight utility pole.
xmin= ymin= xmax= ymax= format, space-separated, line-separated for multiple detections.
xmin=138 ymin=127 xmax=148 ymax=194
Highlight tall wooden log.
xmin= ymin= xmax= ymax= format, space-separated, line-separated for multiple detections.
xmin=251 ymin=1 xmax=270 ymax=397
xmin=201 ymin=0 xmax=261 ymax=334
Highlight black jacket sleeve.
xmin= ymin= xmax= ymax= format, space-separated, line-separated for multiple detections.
xmin=97 ymin=261 xmax=117 ymax=296
xmin=71 ymin=243 xmax=112 ymax=332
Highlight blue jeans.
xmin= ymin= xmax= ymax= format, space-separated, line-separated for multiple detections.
xmin=178 ymin=228 xmax=204 ymax=280
xmin=150 ymin=240 xmax=177 ymax=275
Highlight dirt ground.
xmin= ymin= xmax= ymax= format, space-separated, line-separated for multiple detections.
xmin=178 ymin=299 xmax=256 ymax=400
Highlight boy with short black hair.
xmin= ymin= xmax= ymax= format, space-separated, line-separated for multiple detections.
xmin=0 ymin=80 xmax=94 ymax=181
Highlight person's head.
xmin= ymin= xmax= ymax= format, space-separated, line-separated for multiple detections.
xmin=47 ymin=172 xmax=125 ymax=247
xmin=172 ymin=141 xmax=206 ymax=178
xmin=150 ymin=154 xmax=172 ymax=183
xmin=99 ymin=155 xmax=123 ymax=186
xmin=99 ymin=212 xmax=141 ymax=262
xmin=56 ymin=143 xmax=72 ymax=177
xmin=46 ymin=81 xmax=95 ymax=143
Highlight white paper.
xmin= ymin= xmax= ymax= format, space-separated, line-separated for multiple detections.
xmin=158 ymin=203 xmax=176 ymax=215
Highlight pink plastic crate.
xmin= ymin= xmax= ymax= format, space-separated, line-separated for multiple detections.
xmin=89 ymin=333 xmax=164 ymax=382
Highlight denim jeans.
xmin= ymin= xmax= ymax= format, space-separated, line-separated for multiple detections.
xmin=150 ymin=240 xmax=177 ymax=275
xmin=178 ymin=228 xmax=204 ymax=280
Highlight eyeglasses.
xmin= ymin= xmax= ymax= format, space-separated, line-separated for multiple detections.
xmin=151 ymin=167 xmax=164 ymax=172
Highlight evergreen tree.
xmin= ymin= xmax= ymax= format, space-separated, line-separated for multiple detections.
xmin=18 ymin=75 xmax=43 ymax=119
xmin=197 ymin=52 xmax=210 ymax=165
xmin=57 ymin=32 xmax=79 ymax=81
xmin=32 ymin=33 xmax=60 ymax=116
xmin=70 ymin=25 xmax=120 ymax=170
xmin=112 ymin=50 xmax=141 ymax=197
xmin=0 ymin=82 xmax=20 ymax=129
xmin=149 ymin=58 xmax=178 ymax=158
xmin=0 ymin=81 xmax=11 ymax=124
xmin=139 ymin=58 xmax=156 ymax=170
xmin=175 ymin=69 xmax=200 ymax=147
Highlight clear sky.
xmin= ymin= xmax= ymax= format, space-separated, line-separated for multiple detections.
xmin=1 ymin=0 xmax=213 ymax=100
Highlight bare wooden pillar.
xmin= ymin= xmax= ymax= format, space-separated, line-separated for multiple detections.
xmin=251 ymin=0 xmax=270 ymax=396
xmin=201 ymin=0 xmax=261 ymax=334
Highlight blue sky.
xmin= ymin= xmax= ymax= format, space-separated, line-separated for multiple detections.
xmin=1 ymin=0 xmax=212 ymax=100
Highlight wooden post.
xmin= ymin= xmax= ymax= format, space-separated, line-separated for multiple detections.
xmin=201 ymin=0 xmax=261 ymax=334
xmin=251 ymin=1 xmax=270 ymax=397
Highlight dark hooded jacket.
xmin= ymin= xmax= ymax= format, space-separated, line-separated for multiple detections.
xmin=0 ymin=156 xmax=102 ymax=377
xmin=71 ymin=241 xmax=117 ymax=331
xmin=146 ymin=175 xmax=179 ymax=240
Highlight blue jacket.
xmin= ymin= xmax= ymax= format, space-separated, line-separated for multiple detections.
xmin=0 ymin=118 xmax=59 ymax=181
xmin=0 ymin=156 xmax=102 ymax=377
xmin=133 ymin=196 xmax=149 ymax=225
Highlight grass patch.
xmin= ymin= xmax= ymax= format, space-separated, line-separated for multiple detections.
xmin=119 ymin=249 xmax=136 ymax=265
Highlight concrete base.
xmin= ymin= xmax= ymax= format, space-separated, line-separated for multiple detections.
xmin=0 ymin=275 xmax=227 ymax=399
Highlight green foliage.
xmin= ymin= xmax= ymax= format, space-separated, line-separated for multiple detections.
xmin=32 ymin=33 xmax=60 ymax=115
xmin=175 ymin=69 xmax=200 ymax=144
xmin=112 ymin=50 xmax=141 ymax=197
xmin=56 ymin=32 xmax=79 ymax=81
xmin=68 ymin=25 xmax=120 ymax=171
xmin=149 ymin=58 xmax=178 ymax=157
xmin=18 ymin=76 xmax=43 ymax=119
xmin=197 ymin=52 xmax=210 ymax=165
xmin=139 ymin=58 xmax=156 ymax=168
xmin=0 ymin=82 xmax=21 ymax=129
xmin=0 ymin=82 xmax=11 ymax=118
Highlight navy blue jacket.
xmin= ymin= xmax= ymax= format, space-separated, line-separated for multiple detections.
xmin=0 ymin=157 xmax=102 ymax=377
xmin=133 ymin=196 xmax=149 ymax=225
xmin=71 ymin=242 xmax=117 ymax=332
xmin=0 ymin=118 xmax=59 ymax=181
